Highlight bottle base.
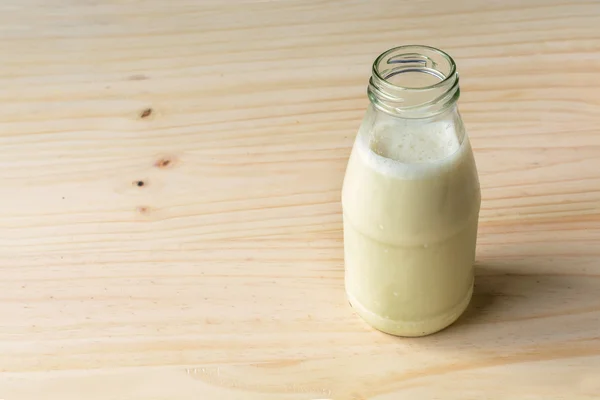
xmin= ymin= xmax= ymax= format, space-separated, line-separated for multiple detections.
xmin=347 ymin=282 xmax=473 ymax=337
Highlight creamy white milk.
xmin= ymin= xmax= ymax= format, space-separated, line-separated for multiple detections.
xmin=342 ymin=118 xmax=480 ymax=336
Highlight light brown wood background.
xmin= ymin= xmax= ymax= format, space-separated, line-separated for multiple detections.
xmin=1 ymin=0 xmax=599 ymax=398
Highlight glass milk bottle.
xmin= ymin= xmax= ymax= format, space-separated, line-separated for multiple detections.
xmin=342 ymin=45 xmax=481 ymax=337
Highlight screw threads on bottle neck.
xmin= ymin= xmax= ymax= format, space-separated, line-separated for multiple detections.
xmin=368 ymin=45 xmax=460 ymax=118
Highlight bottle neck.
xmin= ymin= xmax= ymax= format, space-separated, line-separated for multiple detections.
xmin=367 ymin=45 xmax=460 ymax=119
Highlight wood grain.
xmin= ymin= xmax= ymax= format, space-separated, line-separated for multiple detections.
xmin=1 ymin=0 xmax=600 ymax=398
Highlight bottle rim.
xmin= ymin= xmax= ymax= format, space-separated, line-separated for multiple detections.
xmin=372 ymin=45 xmax=457 ymax=91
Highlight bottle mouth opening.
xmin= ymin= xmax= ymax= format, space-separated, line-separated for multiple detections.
xmin=373 ymin=45 xmax=456 ymax=90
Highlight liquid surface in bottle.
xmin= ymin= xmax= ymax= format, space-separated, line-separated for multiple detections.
xmin=342 ymin=119 xmax=480 ymax=336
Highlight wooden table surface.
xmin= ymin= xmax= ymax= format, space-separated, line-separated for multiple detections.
xmin=1 ymin=0 xmax=600 ymax=398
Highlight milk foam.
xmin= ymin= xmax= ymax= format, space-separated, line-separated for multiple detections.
xmin=356 ymin=121 xmax=468 ymax=180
